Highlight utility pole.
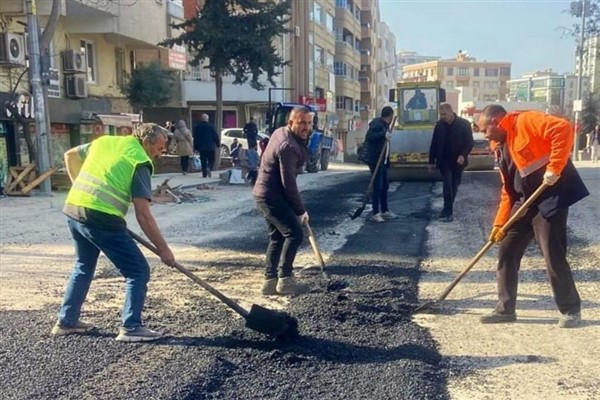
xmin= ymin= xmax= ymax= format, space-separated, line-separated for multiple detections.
xmin=26 ymin=0 xmax=52 ymax=194
xmin=572 ymin=0 xmax=587 ymax=160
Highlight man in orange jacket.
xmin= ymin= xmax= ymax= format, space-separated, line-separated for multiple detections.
xmin=477 ymin=105 xmax=589 ymax=328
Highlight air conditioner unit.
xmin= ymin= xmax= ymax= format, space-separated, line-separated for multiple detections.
xmin=62 ymin=49 xmax=86 ymax=73
xmin=0 ymin=32 xmax=26 ymax=66
xmin=65 ymin=75 xmax=88 ymax=98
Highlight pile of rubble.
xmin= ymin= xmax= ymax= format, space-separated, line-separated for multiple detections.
xmin=152 ymin=179 xmax=199 ymax=204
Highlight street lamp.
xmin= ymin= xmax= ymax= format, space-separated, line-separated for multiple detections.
xmin=571 ymin=0 xmax=589 ymax=159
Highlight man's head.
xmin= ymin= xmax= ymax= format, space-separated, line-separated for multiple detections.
xmin=201 ymin=114 xmax=209 ymax=122
xmin=439 ymin=103 xmax=456 ymax=124
xmin=381 ymin=106 xmax=394 ymax=123
xmin=288 ymin=106 xmax=313 ymax=141
xmin=133 ymin=123 xmax=169 ymax=160
xmin=477 ymin=105 xmax=508 ymax=142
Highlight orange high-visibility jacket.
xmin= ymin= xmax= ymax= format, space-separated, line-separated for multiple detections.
xmin=493 ymin=111 xmax=573 ymax=227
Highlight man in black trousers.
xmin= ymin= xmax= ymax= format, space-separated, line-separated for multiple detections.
xmin=428 ymin=103 xmax=474 ymax=222
xmin=193 ymin=114 xmax=220 ymax=177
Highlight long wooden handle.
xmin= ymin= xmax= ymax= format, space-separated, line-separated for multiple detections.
xmin=128 ymin=229 xmax=249 ymax=318
xmin=305 ymin=223 xmax=326 ymax=269
xmin=362 ymin=116 xmax=397 ymax=205
xmin=435 ymin=182 xmax=550 ymax=302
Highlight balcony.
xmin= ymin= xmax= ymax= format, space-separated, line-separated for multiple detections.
xmin=361 ymin=24 xmax=371 ymax=39
xmin=65 ymin=0 xmax=118 ymax=18
xmin=167 ymin=1 xmax=184 ymax=19
xmin=336 ymin=75 xmax=360 ymax=97
xmin=336 ymin=41 xmax=359 ymax=63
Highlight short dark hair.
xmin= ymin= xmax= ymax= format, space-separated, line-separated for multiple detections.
xmin=381 ymin=106 xmax=394 ymax=118
xmin=481 ymin=104 xmax=507 ymax=120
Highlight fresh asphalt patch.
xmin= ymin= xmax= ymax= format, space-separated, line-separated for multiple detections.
xmin=0 ymin=174 xmax=449 ymax=400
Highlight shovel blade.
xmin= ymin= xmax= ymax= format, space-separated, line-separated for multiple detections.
xmin=413 ymin=300 xmax=439 ymax=314
xmin=350 ymin=206 xmax=365 ymax=220
xmin=245 ymin=304 xmax=300 ymax=340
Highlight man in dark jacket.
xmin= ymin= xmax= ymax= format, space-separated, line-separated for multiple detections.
xmin=428 ymin=103 xmax=474 ymax=222
xmin=253 ymin=106 xmax=312 ymax=296
xmin=193 ymin=114 xmax=220 ymax=177
xmin=477 ymin=105 xmax=589 ymax=328
xmin=365 ymin=106 xmax=396 ymax=223
xmin=243 ymin=117 xmax=259 ymax=149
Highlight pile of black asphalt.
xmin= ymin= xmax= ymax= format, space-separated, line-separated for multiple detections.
xmin=0 ymin=174 xmax=449 ymax=400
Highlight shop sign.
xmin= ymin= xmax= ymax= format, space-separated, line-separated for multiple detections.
xmin=4 ymin=94 xmax=34 ymax=119
xmin=168 ymin=45 xmax=187 ymax=71
xmin=48 ymin=68 xmax=61 ymax=98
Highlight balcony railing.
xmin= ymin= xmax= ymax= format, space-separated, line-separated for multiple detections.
xmin=185 ymin=65 xmax=235 ymax=82
xmin=167 ymin=1 xmax=184 ymax=19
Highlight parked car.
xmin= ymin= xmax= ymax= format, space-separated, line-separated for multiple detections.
xmin=220 ymin=128 xmax=268 ymax=157
xmin=466 ymin=132 xmax=495 ymax=171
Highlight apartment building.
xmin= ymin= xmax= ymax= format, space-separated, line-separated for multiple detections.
xmin=375 ymin=21 xmax=397 ymax=115
xmin=358 ymin=0 xmax=377 ymax=122
xmin=402 ymin=51 xmax=512 ymax=107
xmin=575 ymin=34 xmax=600 ymax=94
xmin=507 ymin=69 xmax=591 ymax=117
xmin=396 ymin=50 xmax=440 ymax=80
xmin=0 ymin=0 xmax=184 ymax=169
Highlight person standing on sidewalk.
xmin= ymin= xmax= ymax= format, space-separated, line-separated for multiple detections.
xmin=53 ymin=123 xmax=177 ymax=342
xmin=364 ymin=106 xmax=397 ymax=223
xmin=193 ymin=114 xmax=220 ymax=177
xmin=477 ymin=105 xmax=589 ymax=328
xmin=244 ymin=117 xmax=259 ymax=149
xmin=428 ymin=103 xmax=474 ymax=222
xmin=173 ymin=119 xmax=194 ymax=175
xmin=587 ymin=124 xmax=600 ymax=163
xmin=253 ymin=106 xmax=312 ymax=296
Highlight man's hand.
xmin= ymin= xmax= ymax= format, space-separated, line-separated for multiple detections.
xmin=159 ymin=247 xmax=176 ymax=267
xmin=385 ymin=132 xmax=393 ymax=140
xmin=428 ymin=164 xmax=435 ymax=173
xmin=456 ymin=155 xmax=465 ymax=166
xmin=489 ymin=226 xmax=506 ymax=243
xmin=543 ymin=171 xmax=559 ymax=186
xmin=298 ymin=211 xmax=309 ymax=224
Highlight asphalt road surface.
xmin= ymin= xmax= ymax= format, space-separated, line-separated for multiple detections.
xmin=0 ymin=171 xmax=490 ymax=400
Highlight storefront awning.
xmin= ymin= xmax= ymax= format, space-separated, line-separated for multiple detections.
xmin=96 ymin=114 xmax=133 ymax=128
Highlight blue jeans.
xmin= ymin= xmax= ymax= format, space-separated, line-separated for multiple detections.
xmin=58 ymin=218 xmax=150 ymax=329
xmin=369 ymin=163 xmax=389 ymax=215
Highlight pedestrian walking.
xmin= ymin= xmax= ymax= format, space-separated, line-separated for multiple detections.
xmin=428 ymin=103 xmax=474 ymax=222
xmin=587 ymin=124 xmax=599 ymax=163
xmin=364 ymin=106 xmax=397 ymax=223
xmin=193 ymin=114 xmax=220 ymax=177
xmin=253 ymin=106 xmax=313 ymax=296
xmin=477 ymin=105 xmax=589 ymax=328
xmin=173 ymin=119 xmax=194 ymax=175
xmin=246 ymin=143 xmax=259 ymax=186
xmin=52 ymin=123 xmax=177 ymax=342
xmin=244 ymin=117 xmax=259 ymax=149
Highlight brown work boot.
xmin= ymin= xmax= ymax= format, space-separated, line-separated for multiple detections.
xmin=480 ymin=311 xmax=517 ymax=324
xmin=261 ymin=278 xmax=278 ymax=296
xmin=276 ymin=277 xmax=311 ymax=296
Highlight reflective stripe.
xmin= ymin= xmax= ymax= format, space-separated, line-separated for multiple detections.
xmin=71 ymin=181 xmax=128 ymax=215
xmin=78 ymin=171 xmax=130 ymax=204
xmin=519 ymin=154 xmax=550 ymax=178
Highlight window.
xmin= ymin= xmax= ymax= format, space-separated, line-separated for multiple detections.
xmin=458 ymin=67 xmax=469 ymax=76
xmin=334 ymin=61 xmax=345 ymax=76
xmin=326 ymin=52 xmax=334 ymax=72
xmin=336 ymin=96 xmax=344 ymax=109
xmin=326 ymin=13 xmax=334 ymax=34
xmin=313 ymin=2 xmax=323 ymax=24
xmin=315 ymin=45 xmax=325 ymax=66
xmin=354 ymin=99 xmax=360 ymax=112
xmin=80 ymin=40 xmax=97 ymax=83
xmin=485 ymin=68 xmax=499 ymax=77
xmin=447 ymin=67 xmax=454 ymax=76
xmin=473 ymin=67 xmax=480 ymax=77
xmin=500 ymin=67 xmax=511 ymax=76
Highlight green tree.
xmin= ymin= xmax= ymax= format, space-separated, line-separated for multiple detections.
xmin=580 ymin=92 xmax=599 ymax=136
xmin=121 ymin=61 xmax=176 ymax=112
xmin=159 ymin=0 xmax=291 ymax=169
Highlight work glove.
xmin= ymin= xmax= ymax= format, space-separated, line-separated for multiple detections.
xmin=543 ymin=171 xmax=559 ymax=186
xmin=385 ymin=132 xmax=393 ymax=140
xmin=489 ymin=226 xmax=506 ymax=243
xmin=298 ymin=211 xmax=309 ymax=225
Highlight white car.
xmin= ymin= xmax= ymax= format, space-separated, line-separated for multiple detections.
xmin=220 ymin=128 xmax=268 ymax=157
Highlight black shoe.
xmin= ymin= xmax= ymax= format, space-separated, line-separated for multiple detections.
xmin=441 ymin=215 xmax=454 ymax=223
xmin=480 ymin=311 xmax=517 ymax=324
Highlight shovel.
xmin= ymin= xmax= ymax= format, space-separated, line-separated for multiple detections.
xmin=304 ymin=221 xmax=330 ymax=280
xmin=128 ymin=229 xmax=299 ymax=340
xmin=414 ymin=182 xmax=549 ymax=313
xmin=351 ymin=116 xmax=396 ymax=220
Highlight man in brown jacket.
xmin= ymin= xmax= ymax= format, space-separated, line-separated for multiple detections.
xmin=253 ymin=106 xmax=312 ymax=296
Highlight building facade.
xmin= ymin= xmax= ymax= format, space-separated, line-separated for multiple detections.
xmin=402 ymin=51 xmax=512 ymax=107
xmin=576 ymin=34 xmax=600 ymax=94
xmin=396 ymin=50 xmax=440 ymax=80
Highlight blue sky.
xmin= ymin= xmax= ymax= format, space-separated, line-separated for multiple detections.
xmin=379 ymin=0 xmax=579 ymax=78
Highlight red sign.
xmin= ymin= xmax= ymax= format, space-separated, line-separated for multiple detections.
xmin=298 ymin=96 xmax=327 ymax=112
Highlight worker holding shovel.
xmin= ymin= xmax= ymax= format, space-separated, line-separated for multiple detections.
xmin=477 ymin=105 xmax=589 ymax=328
xmin=52 ymin=124 xmax=176 ymax=342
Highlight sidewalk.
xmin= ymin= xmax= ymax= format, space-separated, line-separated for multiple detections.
xmin=150 ymin=170 xmax=224 ymax=190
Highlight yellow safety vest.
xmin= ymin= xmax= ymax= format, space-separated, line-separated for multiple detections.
xmin=65 ymin=135 xmax=153 ymax=218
